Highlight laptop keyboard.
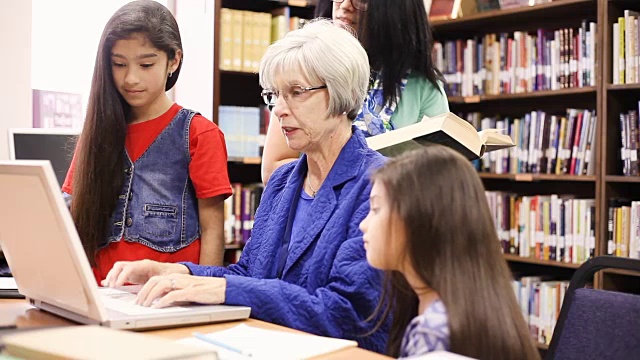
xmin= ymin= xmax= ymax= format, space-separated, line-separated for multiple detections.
xmin=99 ymin=288 xmax=191 ymax=315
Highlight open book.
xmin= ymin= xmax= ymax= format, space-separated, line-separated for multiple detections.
xmin=366 ymin=112 xmax=515 ymax=160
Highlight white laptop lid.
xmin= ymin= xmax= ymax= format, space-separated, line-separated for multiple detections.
xmin=0 ymin=160 xmax=108 ymax=323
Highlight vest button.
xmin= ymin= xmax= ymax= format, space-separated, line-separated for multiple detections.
xmin=126 ymin=217 xmax=133 ymax=227
xmin=128 ymin=192 xmax=132 ymax=200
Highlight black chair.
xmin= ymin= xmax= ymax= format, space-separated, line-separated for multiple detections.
xmin=546 ymin=256 xmax=640 ymax=360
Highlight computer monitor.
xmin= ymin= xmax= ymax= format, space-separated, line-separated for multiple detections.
xmin=8 ymin=128 xmax=79 ymax=187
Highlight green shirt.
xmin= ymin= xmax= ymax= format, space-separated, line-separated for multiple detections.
xmin=390 ymin=73 xmax=449 ymax=129
xmin=379 ymin=74 xmax=450 ymax=157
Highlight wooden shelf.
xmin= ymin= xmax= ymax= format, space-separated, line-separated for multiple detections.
xmin=536 ymin=342 xmax=549 ymax=351
xmin=604 ymin=175 xmax=640 ymax=183
xmin=431 ymin=0 xmax=595 ymax=33
xmin=267 ymin=0 xmax=314 ymax=8
xmin=228 ymin=156 xmax=261 ymax=165
xmin=225 ymin=243 xmax=243 ymax=250
xmin=607 ymin=83 xmax=640 ymax=91
xmin=447 ymin=87 xmax=596 ymax=104
xmin=479 ymin=173 xmax=596 ymax=182
xmin=503 ymin=254 xmax=582 ymax=269
xmin=222 ymin=0 xmax=314 ymax=11
xmin=220 ymin=70 xmax=258 ymax=77
xmin=602 ymin=268 xmax=640 ymax=277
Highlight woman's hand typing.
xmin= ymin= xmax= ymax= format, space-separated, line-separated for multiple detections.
xmin=101 ymin=259 xmax=189 ymax=288
xmin=135 ymin=274 xmax=226 ymax=308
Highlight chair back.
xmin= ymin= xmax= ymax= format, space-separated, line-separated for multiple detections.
xmin=546 ymin=256 xmax=640 ymax=360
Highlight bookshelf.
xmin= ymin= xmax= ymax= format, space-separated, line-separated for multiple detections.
xmin=607 ymin=83 xmax=640 ymax=90
xmin=479 ymin=173 xmax=596 ymax=181
xmin=503 ymin=254 xmax=582 ymax=269
xmin=434 ymin=0 xmax=640 ymax=349
xmin=431 ymin=0 xmax=609 ymax=350
xmin=431 ymin=0 xmax=595 ymax=32
xmin=213 ymin=0 xmax=314 ymax=122
xmin=447 ymin=86 xmax=596 ymax=104
xmin=601 ymin=0 xmax=640 ymax=290
xmin=432 ymin=0 xmax=603 ymax=254
xmin=213 ymin=0 xmax=315 ymax=263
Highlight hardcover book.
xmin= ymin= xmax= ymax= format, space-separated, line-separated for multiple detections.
xmin=1 ymin=326 xmax=216 ymax=360
xmin=366 ymin=112 xmax=515 ymax=160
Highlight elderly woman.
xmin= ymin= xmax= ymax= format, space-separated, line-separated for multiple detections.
xmin=102 ymin=20 xmax=388 ymax=352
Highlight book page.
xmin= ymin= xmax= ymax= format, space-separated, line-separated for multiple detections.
xmin=444 ymin=113 xmax=479 ymax=134
xmin=478 ymin=129 xmax=515 ymax=146
xmin=177 ymin=324 xmax=357 ymax=360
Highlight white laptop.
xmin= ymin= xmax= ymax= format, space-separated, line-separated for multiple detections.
xmin=0 ymin=160 xmax=251 ymax=330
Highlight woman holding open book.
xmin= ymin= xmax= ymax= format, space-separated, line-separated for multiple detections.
xmin=261 ymin=0 xmax=450 ymax=184
xmin=102 ymin=20 xmax=389 ymax=353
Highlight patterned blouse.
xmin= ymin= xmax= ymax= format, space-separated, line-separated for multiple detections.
xmin=399 ymin=299 xmax=450 ymax=358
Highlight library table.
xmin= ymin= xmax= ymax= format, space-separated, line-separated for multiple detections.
xmin=0 ymin=299 xmax=390 ymax=359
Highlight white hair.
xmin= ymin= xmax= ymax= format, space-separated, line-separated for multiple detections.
xmin=259 ymin=19 xmax=370 ymax=120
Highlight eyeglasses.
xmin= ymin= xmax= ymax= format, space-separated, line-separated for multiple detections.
xmin=261 ymin=85 xmax=328 ymax=106
xmin=331 ymin=0 xmax=368 ymax=12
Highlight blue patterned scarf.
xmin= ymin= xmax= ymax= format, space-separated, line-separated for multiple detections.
xmin=353 ymin=71 xmax=409 ymax=137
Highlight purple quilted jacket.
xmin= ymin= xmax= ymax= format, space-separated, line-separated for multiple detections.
xmin=183 ymin=128 xmax=389 ymax=353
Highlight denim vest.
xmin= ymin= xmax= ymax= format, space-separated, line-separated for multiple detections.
xmin=103 ymin=108 xmax=200 ymax=252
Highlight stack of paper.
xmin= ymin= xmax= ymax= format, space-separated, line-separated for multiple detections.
xmin=177 ymin=324 xmax=358 ymax=360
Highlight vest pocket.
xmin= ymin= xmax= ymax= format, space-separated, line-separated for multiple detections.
xmin=143 ymin=204 xmax=177 ymax=237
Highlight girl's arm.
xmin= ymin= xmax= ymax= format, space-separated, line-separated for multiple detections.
xmin=197 ymin=195 xmax=226 ymax=266
xmin=261 ymin=113 xmax=299 ymax=184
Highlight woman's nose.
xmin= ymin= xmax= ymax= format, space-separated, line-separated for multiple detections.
xmin=272 ymin=93 xmax=289 ymax=119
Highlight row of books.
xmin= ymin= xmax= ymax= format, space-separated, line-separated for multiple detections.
xmin=612 ymin=10 xmax=640 ymax=85
xmin=223 ymin=183 xmax=265 ymax=246
xmin=607 ymin=199 xmax=640 ymax=259
xmin=219 ymin=7 xmax=305 ymax=73
xmin=433 ymin=21 xmax=597 ymax=97
xmin=218 ymin=106 xmax=269 ymax=158
xmin=426 ymin=0 xmax=553 ymax=21
xmin=619 ymin=107 xmax=640 ymax=176
xmin=513 ymin=276 xmax=569 ymax=345
xmin=486 ymin=192 xmax=596 ymax=264
xmin=464 ymin=108 xmax=597 ymax=175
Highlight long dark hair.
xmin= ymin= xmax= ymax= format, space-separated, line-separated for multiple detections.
xmin=358 ymin=0 xmax=442 ymax=107
xmin=72 ymin=0 xmax=183 ymax=264
xmin=370 ymin=145 xmax=540 ymax=360
xmin=314 ymin=0 xmax=333 ymax=18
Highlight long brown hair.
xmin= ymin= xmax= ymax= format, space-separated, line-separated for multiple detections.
xmin=371 ymin=145 xmax=540 ymax=359
xmin=72 ymin=0 xmax=183 ymax=264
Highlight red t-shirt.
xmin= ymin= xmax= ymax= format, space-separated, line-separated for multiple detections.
xmin=62 ymin=104 xmax=232 ymax=283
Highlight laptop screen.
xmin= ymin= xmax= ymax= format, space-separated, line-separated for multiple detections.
xmin=8 ymin=129 xmax=79 ymax=187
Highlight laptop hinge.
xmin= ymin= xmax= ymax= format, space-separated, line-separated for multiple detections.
xmin=30 ymin=298 xmax=102 ymax=326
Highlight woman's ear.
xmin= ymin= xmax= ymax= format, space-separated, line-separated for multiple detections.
xmin=169 ymin=49 xmax=182 ymax=73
